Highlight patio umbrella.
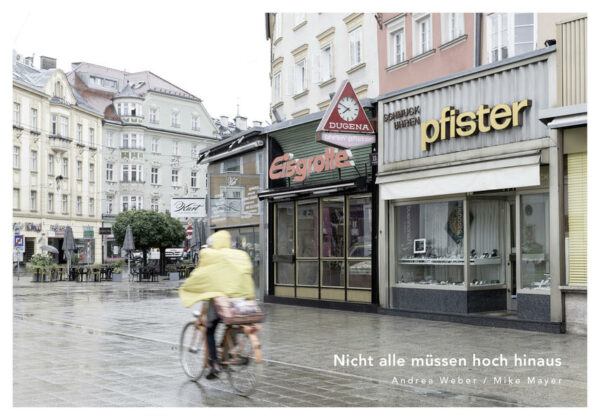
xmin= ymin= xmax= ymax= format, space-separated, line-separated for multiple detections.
xmin=190 ymin=219 xmax=201 ymax=252
xmin=122 ymin=225 xmax=135 ymax=277
xmin=41 ymin=245 xmax=59 ymax=254
xmin=62 ymin=226 xmax=76 ymax=278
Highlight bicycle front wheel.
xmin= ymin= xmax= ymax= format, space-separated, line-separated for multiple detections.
xmin=179 ymin=321 xmax=207 ymax=381
xmin=223 ymin=328 xmax=262 ymax=396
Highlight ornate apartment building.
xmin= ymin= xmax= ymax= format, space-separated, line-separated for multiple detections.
xmin=266 ymin=13 xmax=380 ymax=121
xmin=67 ymin=62 xmax=219 ymax=260
xmin=13 ymin=53 xmax=104 ymax=264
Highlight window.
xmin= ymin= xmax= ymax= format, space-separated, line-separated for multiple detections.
xmin=273 ymin=72 xmax=281 ymax=103
xmin=173 ymin=141 xmax=179 ymax=155
xmin=122 ymin=196 xmax=143 ymax=211
xmin=30 ymin=191 xmax=37 ymax=211
xmin=89 ymin=128 xmax=95 ymax=146
xmin=106 ymin=163 xmax=113 ymax=181
xmin=124 ymin=103 xmax=129 ymax=115
xmin=172 ymin=169 xmax=179 ymax=185
xmin=13 ymin=189 xmax=19 ymax=210
xmin=89 ymin=198 xmax=94 ymax=215
xmin=48 ymin=193 xmax=54 ymax=213
xmin=392 ymin=28 xmax=406 ymax=64
xmin=151 ymin=167 xmax=159 ymax=184
xmin=62 ymin=158 xmax=68 ymax=177
xmin=273 ymin=13 xmax=282 ymax=40
xmin=191 ymin=171 xmax=197 ymax=187
xmin=171 ymin=111 xmax=180 ymax=127
xmin=297 ymin=200 xmax=319 ymax=286
xmin=294 ymin=59 xmax=307 ymax=94
xmin=151 ymin=137 xmax=158 ymax=153
xmin=60 ymin=116 xmax=68 ymax=136
xmin=76 ymin=196 xmax=82 ymax=214
xmin=129 ymin=164 xmax=143 ymax=182
xmin=151 ymin=197 xmax=159 ymax=212
xmin=487 ymin=13 xmax=535 ymax=63
xmin=349 ymin=27 xmax=362 ymax=67
xmin=149 ymin=108 xmax=158 ymax=123
xmin=90 ymin=76 xmax=103 ymax=87
xmin=321 ymin=197 xmax=345 ymax=287
xmin=31 ymin=108 xmax=38 ymax=130
xmin=414 ymin=14 xmax=432 ymax=55
xmin=48 ymin=154 xmax=54 ymax=175
xmin=89 ymin=164 xmax=95 ymax=182
xmin=30 ymin=150 xmax=37 ymax=172
xmin=55 ymin=81 xmax=63 ymax=98
xmin=52 ymin=115 xmax=58 ymax=135
xmin=62 ymin=195 xmax=68 ymax=213
xmin=442 ymin=13 xmax=464 ymax=43
xmin=222 ymin=157 xmax=241 ymax=173
xmin=77 ymin=161 xmax=82 ymax=180
xmin=122 ymin=133 xmax=129 ymax=148
xmin=13 ymin=146 xmax=20 ymax=169
xmin=13 ymin=102 xmax=20 ymax=125
xmin=320 ymin=44 xmax=333 ymax=82
xmin=274 ymin=202 xmax=295 ymax=285
xmin=122 ymin=196 xmax=128 ymax=212
xmin=107 ymin=131 xmax=113 ymax=147
xmin=106 ymin=196 xmax=113 ymax=214
xmin=121 ymin=164 xmax=129 ymax=182
xmin=520 ymin=193 xmax=550 ymax=290
xmin=77 ymin=124 xmax=82 ymax=143
xmin=130 ymin=133 xmax=137 ymax=149
xmin=191 ymin=116 xmax=199 ymax=131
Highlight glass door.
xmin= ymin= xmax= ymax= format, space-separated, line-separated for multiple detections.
xmin=506 ymin=199 xmax=517 ymax=311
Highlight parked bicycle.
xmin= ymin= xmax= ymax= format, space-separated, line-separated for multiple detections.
xmin=179 ymin=303 xmax=262 ymax=396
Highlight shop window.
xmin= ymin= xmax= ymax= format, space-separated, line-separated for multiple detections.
xmin=321 ymin=197 xmax=345 ymax=258
xmin=298 ymin=261 xmax=319 ymax=286
xmin=322 ymin=260 xmax=345 ymax=287
xmin=275 ymin=202 xmax=295 ymax=286
xmin=395 ymin=200 xmax=465 ymax=287
xmin=297 ymin=200 xmax=319 ymax=286
xmin=348 ymin=196 xmax=372 ymax=289
xmin=469 ymin=199 xmax=506 ymax=287
xmin=520 ymin=193 xmax=550 ymax=290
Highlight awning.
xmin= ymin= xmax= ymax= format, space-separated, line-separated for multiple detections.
xmin=258 ymin=182 xmax=357 ymax=200
xmin=378 ymin=154 xmax=540 ymax=201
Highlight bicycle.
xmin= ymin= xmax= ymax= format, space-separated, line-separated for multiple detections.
xmin=179 ymin=303 xmax=262 ymax=396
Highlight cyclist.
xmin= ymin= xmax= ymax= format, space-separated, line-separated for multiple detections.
xmin=178 ymin=229 xmax=255 ymax=380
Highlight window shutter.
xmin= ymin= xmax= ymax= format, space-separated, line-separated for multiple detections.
xmin=567 ymin=153 xmax=587 ymax=286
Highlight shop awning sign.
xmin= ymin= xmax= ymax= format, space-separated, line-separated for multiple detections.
xmin=171 ymin=197 xmax=206 ymax=218
xmin=316 ymin=80 xmax=375 ymax=148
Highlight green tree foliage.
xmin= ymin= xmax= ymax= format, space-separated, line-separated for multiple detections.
xmin=113 ymin=210 xmax=186 ymax=253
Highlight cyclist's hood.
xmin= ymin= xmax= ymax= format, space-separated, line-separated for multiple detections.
xmin=207 ymin=230 xmax=231 ymax=249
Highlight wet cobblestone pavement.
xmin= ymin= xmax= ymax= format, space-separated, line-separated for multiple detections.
xmin=13 ymin=277 xmax=586 ymax=407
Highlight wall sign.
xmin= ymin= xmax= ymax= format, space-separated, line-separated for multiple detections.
xmin=316 ymin=80 xmax=375 ymax=148
xmin=269 ymin=147 xmax=355 ymax=182
xmin=171 ymin=197 xmax=206 ymax=218
xmin=421 ymin=99 xmax=532 ymax=151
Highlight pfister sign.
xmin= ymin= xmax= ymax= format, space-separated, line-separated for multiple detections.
xmin=170 ymin=198 xmax=206 ymax=218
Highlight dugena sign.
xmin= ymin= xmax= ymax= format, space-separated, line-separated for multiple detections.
xmin=171 ymin=197 xmax=206 ymax=218
xmin=269 ymin=147 xmax=355 ymax=182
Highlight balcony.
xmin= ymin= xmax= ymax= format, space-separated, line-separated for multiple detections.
xmin=120 ymin=145 xmax=146 ymax=151
xmin=120 ymin=114 xmax=144 ymax=124
xmin=48 ymin=135 xmax=72 ymax=153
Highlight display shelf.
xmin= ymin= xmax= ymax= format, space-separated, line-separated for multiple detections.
xmin=398 ymin=257 xmax=501 ymax=266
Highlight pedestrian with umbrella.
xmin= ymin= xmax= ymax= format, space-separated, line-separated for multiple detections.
xmin=190 ymin=219 xmax=204 ymax=266
xmin=62 ymin=226 xmax=76 ymax=281
xmin=122 ymin=225 xmax=135 ymax=281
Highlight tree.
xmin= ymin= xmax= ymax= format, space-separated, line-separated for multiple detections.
xmin=113 ymin=210 xmax=186 ymax=274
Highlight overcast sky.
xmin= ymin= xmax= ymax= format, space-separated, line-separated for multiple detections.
xmin=10 ymin=1 xmax=272 ymax=125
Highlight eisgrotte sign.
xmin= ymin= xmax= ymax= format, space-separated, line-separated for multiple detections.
xmin=316 ymin=80 xmax=375 ymax=148
xmin=268 ymin=147 xmax=355 ymax=182
xmin=170 ymin=197 xmax=206 ymax=218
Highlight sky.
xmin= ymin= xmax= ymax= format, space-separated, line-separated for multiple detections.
xmin=8 ymin=1 xmax=272 ymax=125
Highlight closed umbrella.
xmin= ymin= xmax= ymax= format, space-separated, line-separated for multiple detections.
xmin=190 ymin=219 xmax=201 ymax=253
xmin=122 ymin=225 xmax=135 ymax=278
xmin=42 ymin=245 xmax=59 ymax=254
xmin=62 ymin=226 xmax=76 ymax=279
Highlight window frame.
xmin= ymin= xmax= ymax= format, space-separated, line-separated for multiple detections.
xmin=273 ymin=71 xmax=282 ymax=103
xmin=413 ymin=13 xmax=433 ymax=56
xmin=319 ymin=43 xmax=333 ymax=82
xmin=151 ymin=167 xmax=159 ymax=185
xmin=13 ymin=146 xmax=20 ymax=169
xmin=294 ymin=58 xmax=307 ymax=95
xmin=349 ymin=26 xmax=363 ymax=68
xmin=171 ymin=169 xmax=179 ymax=185
xmin=30 ymin=150 xmax=37 ymax=172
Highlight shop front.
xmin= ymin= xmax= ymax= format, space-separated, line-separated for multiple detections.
xmin=377 ymin=47 xmax=564 ymax=331
xmin=259 ymin=109 xmax=378 ymax=309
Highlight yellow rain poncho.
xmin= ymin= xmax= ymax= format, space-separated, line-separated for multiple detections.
xmin=178 ymin=230 xmax=255 ymax=307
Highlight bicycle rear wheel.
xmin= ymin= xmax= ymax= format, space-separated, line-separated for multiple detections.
xmin=222 ymin=328 xmax=262 ymax=396
xmin=179 ymin=321 xmax=207 ymax=381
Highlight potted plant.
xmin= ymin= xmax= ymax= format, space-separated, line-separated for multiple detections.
xmin=112 ymin=265 xmax=123 ymax=282
xmin=29 ymin=253 xmax=54 ymax=282
xmin=167 ymin=265 xmax=180 ymax=281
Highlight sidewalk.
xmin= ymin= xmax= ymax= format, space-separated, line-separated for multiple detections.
xmin=13 ymin=277 xmax=586 ymax=407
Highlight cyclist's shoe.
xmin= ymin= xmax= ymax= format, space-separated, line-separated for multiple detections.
xmin=206 ymin=363 xmax=221 ymax=380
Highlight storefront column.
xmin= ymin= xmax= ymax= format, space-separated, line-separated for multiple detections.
xmin=378 ymin=196 xmax=389 ymax=308
xmin=549 ymin=131 xmax=565 ymax=323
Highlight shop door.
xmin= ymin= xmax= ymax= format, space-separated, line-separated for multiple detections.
xmin=506 ymin=200 xmax=517 ymax=312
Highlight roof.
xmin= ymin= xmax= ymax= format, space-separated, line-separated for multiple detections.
xmin=114 ymin=82 xmax=142 ymax=99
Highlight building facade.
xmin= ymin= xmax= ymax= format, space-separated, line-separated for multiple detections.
xmin=13 ymin=53 xmax=104 ymax=264
xmin=67 ymin=63 xmax=219 ymax=260
xmin=266 ymin=13 xmax=380 ymax=121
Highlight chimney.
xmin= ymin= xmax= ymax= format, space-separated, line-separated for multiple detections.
xmin=252 ymin=120 xmax=262 ymax=128
xmin=235 ymin=116 xmax=247 ymax=131
xmin=24 ymin=56 xmax=34 ymax=67
xmin=40 ymin=56 xmax=57 ymax=70
xmin=220 ymin=115 xmax=229 ymax=127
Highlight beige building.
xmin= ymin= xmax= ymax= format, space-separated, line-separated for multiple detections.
xmin=13 ymin=53 xmax=104 ymax=264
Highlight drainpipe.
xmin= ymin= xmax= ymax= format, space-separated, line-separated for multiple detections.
xmin=474 ymin=13 xmax=482 ymax=67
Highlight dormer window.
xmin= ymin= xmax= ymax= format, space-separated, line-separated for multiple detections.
xmin=54 ymin=81 xmax=63 ymax=98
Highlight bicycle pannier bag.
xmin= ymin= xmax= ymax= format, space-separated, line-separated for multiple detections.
xmin=213 ymin=296 xmax=264 ymax=325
